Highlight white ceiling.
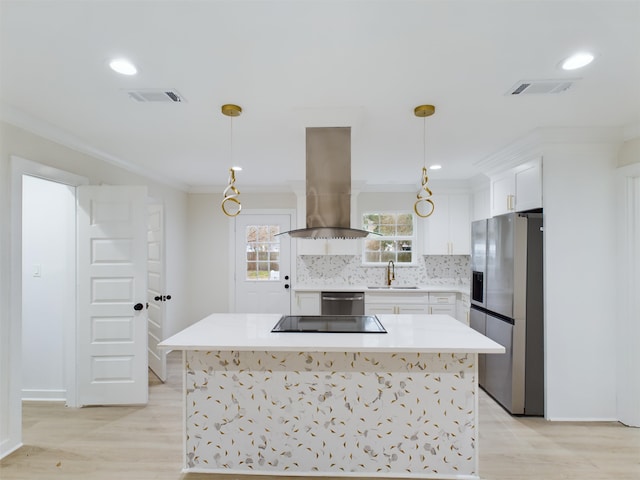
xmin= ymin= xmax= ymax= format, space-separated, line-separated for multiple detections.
xmin=1 ymin=1 xmax=639 ymax=192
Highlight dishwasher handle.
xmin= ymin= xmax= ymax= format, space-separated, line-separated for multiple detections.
xmin=322 ymin=294 xmax=364 ymax=301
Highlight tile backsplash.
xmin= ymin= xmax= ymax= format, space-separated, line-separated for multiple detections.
xmin=296 ymin=255 xmax=470 ymax=287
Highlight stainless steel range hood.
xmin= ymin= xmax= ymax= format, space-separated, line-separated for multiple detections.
xmin=280 ymin=127 xmax=374 ymax=239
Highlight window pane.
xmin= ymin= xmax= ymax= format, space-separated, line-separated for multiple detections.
xmin=397 ymin=223 xmax=413 ymax=235
xmin=379 ymin=224 xmax=395 ymax=235
xmin=380 ymin=213 xmax=396 ymax=225
xmin=397 ymin=213 xmax=412 ymax=225
xmin=381 ymin=251 xmax=395 ymax=263
xmin=246 ymin=226 xmax=257 ymax=242
xmin=365 ymin=251 xmax=380 ymax=263
xmin=365 ymin=239 xmax=381 ymax=251
xmin=398 ymin=252 xmax=412 ymax=263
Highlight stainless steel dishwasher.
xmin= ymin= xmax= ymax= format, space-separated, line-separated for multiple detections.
xmin=321 ymin=291 xmax=365 ymax=315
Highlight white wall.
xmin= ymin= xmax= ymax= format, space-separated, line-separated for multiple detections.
xmin=186 ymin=192 xmax=297 ymax=322
xmin=543 ymin=142 xmax=619 ymax=420
xmin=21 ymin=176 xmax=75 ymax=400
xmin=0 ymin=121 xmax=189 ymax=457
xmin=616 ymin=160 xmax=640 ymax=427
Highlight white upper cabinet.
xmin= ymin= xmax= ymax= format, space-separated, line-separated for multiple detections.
xmin=423 ymin=193 xmax=471 ymax=255
xmin=490 ymin=158 xmax=542 ymax=216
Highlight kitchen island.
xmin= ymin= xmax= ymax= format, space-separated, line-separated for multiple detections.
xmin=160 ymin=313 xmax=504 ymax=479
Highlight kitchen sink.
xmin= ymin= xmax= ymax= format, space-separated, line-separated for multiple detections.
xmin=368 ymin=286 xmax=419 ymax=290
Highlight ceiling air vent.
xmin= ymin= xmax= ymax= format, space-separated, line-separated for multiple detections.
xmin=507 ymin=79 xmax=578 ymax=95
xmin=126 ymin=89 xmax=185 ymax=103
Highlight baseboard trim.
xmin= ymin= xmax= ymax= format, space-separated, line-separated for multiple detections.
xmin=0 ymin=440 xmax=23 ymax=460
xmin=21 ymin=388 xmax=66 ymax=402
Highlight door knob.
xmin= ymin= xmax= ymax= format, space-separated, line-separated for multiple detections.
xmin=154 ymin=296 xmax=162 ymax=301
xmin=284 ymin=284 xmax=290 ymax=289
xmin=133 ymin=303 xmax=144 ymax=311
xmin=166 ymin=295 xmax=171 ymax=300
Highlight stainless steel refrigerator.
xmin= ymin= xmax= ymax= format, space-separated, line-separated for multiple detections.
xmin=470 ymin=212 xmax=544 ymax=415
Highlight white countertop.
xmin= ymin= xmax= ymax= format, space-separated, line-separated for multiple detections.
xmin=294 ymin=284 xmax=470 ymax=294
xmin=160 ymin=313 xmax=504 ymax=354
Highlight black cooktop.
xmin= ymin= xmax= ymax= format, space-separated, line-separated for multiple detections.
xmin=271 ymin=315 xmax=387 ymax=333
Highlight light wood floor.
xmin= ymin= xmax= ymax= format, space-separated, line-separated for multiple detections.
xmin=1 ymin=351 xmax=639 ymax=480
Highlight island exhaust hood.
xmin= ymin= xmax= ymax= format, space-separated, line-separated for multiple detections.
xmin=279 ymin=127 xmax=374 ymax=239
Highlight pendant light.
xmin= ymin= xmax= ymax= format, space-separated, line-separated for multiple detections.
xmin=413 ymin=104 xmax=436 ymax=218
xmin=221 ymin=104 xmax=243 ymax=217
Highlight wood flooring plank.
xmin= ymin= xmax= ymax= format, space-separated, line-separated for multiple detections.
xmin=1 ymin=351 xmax=639 ymax=480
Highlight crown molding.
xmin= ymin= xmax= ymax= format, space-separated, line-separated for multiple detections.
xmin=0 ymin=103 xmax=189 ymax=192
xmin=475 ymin=126 xmax=624 ymax=176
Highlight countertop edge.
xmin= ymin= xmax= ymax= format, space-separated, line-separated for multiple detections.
xmin=294 ymin=285 xmax=470 ymax=294
xmin=161 ymin=345 xmax=504 ymax=354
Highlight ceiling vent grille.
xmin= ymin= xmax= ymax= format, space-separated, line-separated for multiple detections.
xmin=126 ymin=89 xmax=185 ymax=103
xmin=507 ymin=79 xmax=577 ymax=95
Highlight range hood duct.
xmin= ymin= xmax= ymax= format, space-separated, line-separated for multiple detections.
xmin=280 ymin=127 xmax=373 ymax=239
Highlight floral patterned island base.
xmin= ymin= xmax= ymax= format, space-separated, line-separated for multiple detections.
xmin=184 ymin=350 xmax=479 ymax=479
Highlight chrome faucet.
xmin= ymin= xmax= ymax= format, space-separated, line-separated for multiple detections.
xmin=386 ymin=260 xmax=395 ymax=286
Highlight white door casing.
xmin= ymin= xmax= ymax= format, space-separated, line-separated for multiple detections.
xmin=147 ymin=203 xmax=167 ymax=382
xmin=76 ymin=185 xmax=148 ymax=406
xmin=5 ymin=156 xmax=89 ymax=457
xmin=234 ymin=213 xmax=292 ymax=314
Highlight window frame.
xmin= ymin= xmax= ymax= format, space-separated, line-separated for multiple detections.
xmin=361 ymin=210 xmax=419 ymax=266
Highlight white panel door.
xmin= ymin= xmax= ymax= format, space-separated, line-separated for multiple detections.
xmin=234 ymin=213 xmax=292 ymax=314
xmin=77 ymin=186 xmax=148 ymax=406
xmin=147 ymin=203 xmax=166 ymax=382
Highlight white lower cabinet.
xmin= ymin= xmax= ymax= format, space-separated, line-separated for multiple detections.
xmin=365 ymin=292 xmax=429 ymax=315
xmin=292 ymin=292 xmax=320 ymax=315
xmin=428 ymin=292 xmax=456 ymax=316
xmin=456 ymin=298 xmax=470 ymax=325
xmin=299 ymin=289 xmax=464 ymax=319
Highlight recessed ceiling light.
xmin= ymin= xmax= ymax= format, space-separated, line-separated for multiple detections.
xmin=429 ymin=164 xmax=442 ymax=170
xmin=109 ymin=58 xmax=137 ymax=75
xmin=561 ymin=52 xmax=594 ymax=71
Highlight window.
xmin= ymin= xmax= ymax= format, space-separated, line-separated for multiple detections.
xmin=245 ymin=224 xmax=280 ymax=280
xmin=362 ymin=212 xmax=416 ymax=264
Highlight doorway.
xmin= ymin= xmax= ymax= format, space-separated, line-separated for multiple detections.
xmin=21 ymin=175 xmax=75 ymax=402
xmin=6 ymin=156 xmax=151 ymax=457
xmin=233 ymin=211 xmax=294 ymax=314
